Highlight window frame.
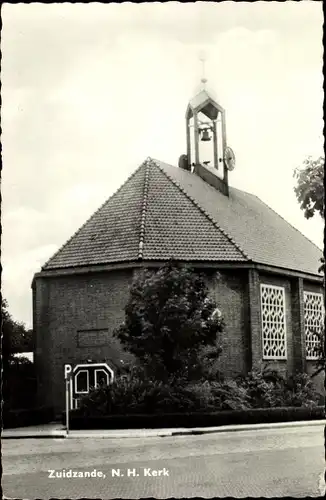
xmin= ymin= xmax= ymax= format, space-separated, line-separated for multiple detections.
xmin=260 ymin=283 xmax=287 ymax=360
xmin=303 ymin=291 xmax=324 ymax=361
xmin=74 ymin=369 xmax=90 ymax=394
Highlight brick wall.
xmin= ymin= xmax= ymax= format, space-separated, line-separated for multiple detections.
xmin=34 ymin=264 xmax=324 ymax=412
xmin=247 ymin=269 xmax=261 ymax=370
xmin=131 ymin=267 xmax=249 ymax=377
xmin=253 ymin=273 xmax=324 ymax=385
xmin=207 ymin=270 xmax=249 ymax=376
xmin=34 ymin=269 xmax=134 ymax=413
xmin=33 ymin=278 xmax=52 ymax=408
xmin=290 ymin=278 xmax=306 ymax=373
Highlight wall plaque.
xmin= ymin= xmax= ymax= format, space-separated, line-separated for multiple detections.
xmin=77 ymin=329 xmax=108 ymax=348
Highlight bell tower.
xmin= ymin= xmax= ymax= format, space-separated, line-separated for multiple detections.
xmin=183 ymin=57 xmax=235 ymax=196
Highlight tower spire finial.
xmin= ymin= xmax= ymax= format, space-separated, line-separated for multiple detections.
xmin=199 ymin=50 xmax=207 ymax=88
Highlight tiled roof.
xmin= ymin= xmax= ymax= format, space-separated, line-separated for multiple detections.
xmin=43 ymin=157 xmax=323 ymax=277
xmin=156 ymin=160 xmax=323 ymax=276
xmin=43 ymin=165 xmax=147 ymax=269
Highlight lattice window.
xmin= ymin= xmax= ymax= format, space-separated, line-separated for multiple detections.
xmin=303 ymin=292 xmax=324 ymax=360
xmin=260 ymin=284 xmax=287 ymax=359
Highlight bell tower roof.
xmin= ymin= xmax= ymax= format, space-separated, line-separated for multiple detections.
xmin=186 ymin=88 xmax=224 ymax=120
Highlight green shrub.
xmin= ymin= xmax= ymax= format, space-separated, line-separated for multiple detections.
xmin=80 ymin=375 xmax=251 ymax=416
xmin=237 ymin=368 xmax=283 ymax=408
xmin=237 ymin=368 xmax=320 ymax=409
xmin=282 ymin=372 xmax=320 ymax=408
xmin=80 ymin=374 xmax=183 ymax=415
xmin=79 ymin=367 xmax=320 ymax=417
xmin=209 ymin=380 xmax=251 ymax=410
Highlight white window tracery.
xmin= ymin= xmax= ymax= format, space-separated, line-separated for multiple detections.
xmin=260 ymin=284 xmax=287 ymax=359
xmin=303 ymin=291 xmax=324 ymax=360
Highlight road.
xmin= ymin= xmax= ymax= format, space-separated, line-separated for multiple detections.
xmin=2 ymin=424 xmax=325 ymax=498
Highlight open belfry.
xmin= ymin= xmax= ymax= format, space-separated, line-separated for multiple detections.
xmin=33 ymin=70 xmax=324 ymax=413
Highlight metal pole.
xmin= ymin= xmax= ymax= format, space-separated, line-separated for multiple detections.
xmin=65 ymin=378 xmax=70 ymax=436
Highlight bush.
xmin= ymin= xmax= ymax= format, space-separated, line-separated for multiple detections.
xmin=209 ymin=379 xmax=251 ymax=410
xmin=5 ymin=357 xmax=37 ymax=410
xmin=2 ymin=406 xmax=54 ymax=429
xmin=237 ymin=368 xmax=320 ymax=409
xmin=80 ymin=374 xmax=251 ymax=416
xmin=282 ymin=372 xmax=320 ymax=408
xmin=79 ymin=367 xmax=320 ymax=417
xmin=80 ymin=375 xmax=173 ymax=415
xmin=236 ymin=368 xmax=284 ymax=409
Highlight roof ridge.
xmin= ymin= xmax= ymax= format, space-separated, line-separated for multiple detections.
xmin=251 ymin=193 xmax=323 ymax=254
xmin=42 ymin=161 xmax=147 ymax=270
xmin=149 ymin=158 xmax=250 ymax=261
xmin=138 ymin=158 xmax=151 ymax=259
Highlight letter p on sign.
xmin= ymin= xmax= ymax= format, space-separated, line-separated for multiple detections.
xmin=64 ymin=364 xmax=72 ymax=380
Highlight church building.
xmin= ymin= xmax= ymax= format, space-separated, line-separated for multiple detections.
xmin=33 ymin=82 xmax=324 ymax=413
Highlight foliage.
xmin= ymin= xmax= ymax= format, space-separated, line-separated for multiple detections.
xmin=282 ymin=372 xmax=320 ymax=407
xmin=79 ymin=374 xmax=249 ymax=416
xmin=1 ymin=298 xmax=35 ymax=409
xmin=80 ymin=374 xmax=193 ymax=415
xmin=114 ymin=262 xmax=224 ymax=381
xmin=237 ymin=367 xmax=319 ymax=409
xmin=1 ymin=298 xmax=34 ymax=358
xmin=293 ymin=155 xmax=324 ymax=220
xmin=79 ymin=366 xmax=319 ymax=417
xmin=236 ymin=367 xmax=285 ymax=408
xmin=310 ymin=327 xmax=325 ymax=378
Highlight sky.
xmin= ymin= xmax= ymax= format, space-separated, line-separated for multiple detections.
xmin=1 ymin=2 xmax=324 ymax=329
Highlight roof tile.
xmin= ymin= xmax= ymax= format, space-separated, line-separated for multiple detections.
xmin=157 ymin=160 xmax=322 ymax=276
xmin=42 ymin=157 xmax=322 ymax=277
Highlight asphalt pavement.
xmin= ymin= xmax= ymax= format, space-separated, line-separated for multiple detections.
xmin=2 ymin=423 xmax=325 ymax=498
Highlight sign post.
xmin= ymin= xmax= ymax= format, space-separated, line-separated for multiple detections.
xmin=64 ymin=364 xmax=72 ymax=436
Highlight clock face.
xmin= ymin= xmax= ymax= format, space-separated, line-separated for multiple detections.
xmin=224 ymin=146 xmax=236 ymax=171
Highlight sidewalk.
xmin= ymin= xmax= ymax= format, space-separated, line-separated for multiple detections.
xmin=2 ymin=419 xmax=325 ymax=439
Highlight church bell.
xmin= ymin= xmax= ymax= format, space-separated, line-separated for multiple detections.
xmin=200 ymin=128 xmax=211 ymax=142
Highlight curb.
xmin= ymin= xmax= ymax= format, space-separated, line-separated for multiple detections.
xmin=2 ymin=419 xmax=324 ymax=439
xmin=171 ymin=418 xmax=326 ymax=436
xmin=2 ymin=431 xmax=67 ymax=439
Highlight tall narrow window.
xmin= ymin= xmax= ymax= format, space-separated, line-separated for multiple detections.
xmin=303 ymin=291 xmax=324 ymax=360
xmin=260 ymin=284 xmax=287 ymax=359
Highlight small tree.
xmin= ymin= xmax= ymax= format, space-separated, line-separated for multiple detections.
xmin=293 ymin=155 xmax=324 ymax=220
xmin=1 ymin=298 xmax=34 ymax=408
xmin=114 ymin=262 xmax=224 ymax=381
xmin=1 ymin=298 xmax=33 ymax=357
xmin=293 ymin=155 xmax=324 ymax=274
